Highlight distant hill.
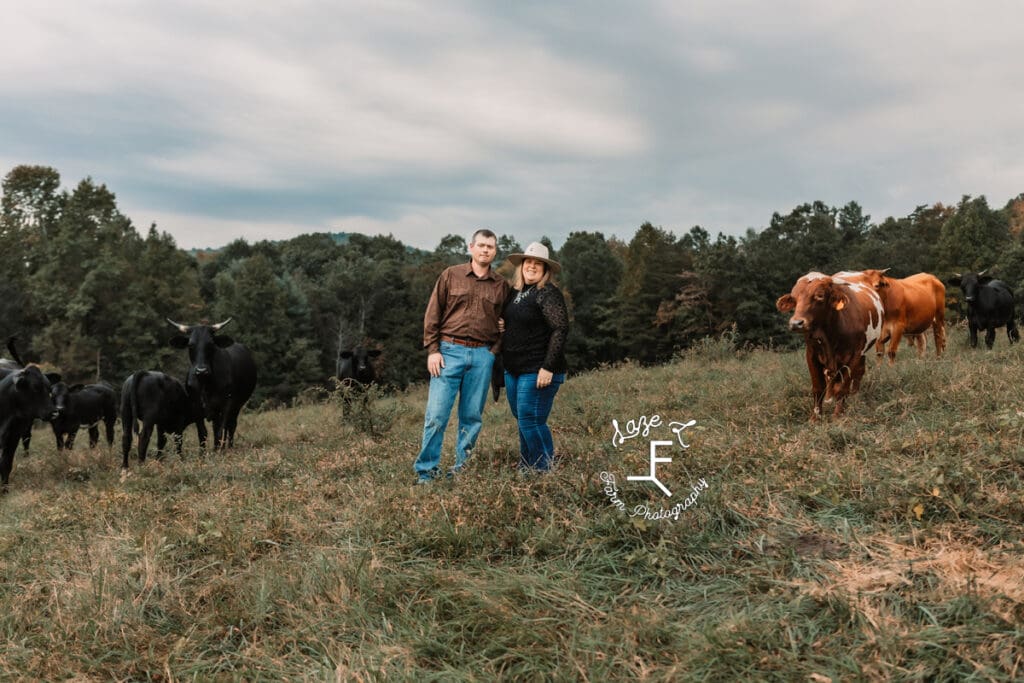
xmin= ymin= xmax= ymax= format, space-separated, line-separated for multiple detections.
xmin=187 ymin=231 xmax=351 ymax=257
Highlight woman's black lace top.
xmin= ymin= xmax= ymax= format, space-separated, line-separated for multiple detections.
xmin=501 ymin=283 xmax=569 ymax=375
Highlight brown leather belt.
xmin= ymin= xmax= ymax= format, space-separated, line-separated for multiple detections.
xmin=441 ymin=335 xmax=489 ymax=348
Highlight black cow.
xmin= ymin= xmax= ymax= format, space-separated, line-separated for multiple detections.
xmin=946 ymin=271 xmax=1020 ymax=348
xmin=50 ymin=382 xmax=118 ymax=450
xmin=0 ymin=366 xmax=60 ymax=491
xmin=338 ymin=347 xmax=381 ymax=386
xmin=120 ymin=370 xmax=204 ymax=469
xmin=167 ymin=317 xmax=257 ymax=449
xmin=0 ymin=337 xmax=58 ymax=455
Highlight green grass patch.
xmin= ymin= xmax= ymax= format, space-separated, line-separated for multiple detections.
xmin=2 ymin=337 xmax=1023 ymax=679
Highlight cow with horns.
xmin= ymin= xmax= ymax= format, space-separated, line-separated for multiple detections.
xmin=777 ymin=272 xmax=884 ymax=419
xmin=834 ymin=269 xmax=947 ymax=363
xmin=946 ymin=271 xmax=1020 ymax=349
xmin=167 ymin=317 xmax=258 ymax=449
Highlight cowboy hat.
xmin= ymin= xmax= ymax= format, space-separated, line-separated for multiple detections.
xmin=506 ymin=242 xmax=561 ymax=274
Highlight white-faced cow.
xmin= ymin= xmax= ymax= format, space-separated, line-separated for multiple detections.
xmin=946 ymin=271 xmax=1020 ymax=348
xmin=0 ymin=366 xmax=60 ymax=491
xmin=777 ymin=272 xmax=884 ymax=419
xmin=50 ymin=381 xmax=118 ymax=450
xmin=167 ymin=317 xmax=257 ymax=449
xmin=834 ymin=270 xmax=946 ymax=363
xmin=120 ymin=370 xmax=205 ymax=469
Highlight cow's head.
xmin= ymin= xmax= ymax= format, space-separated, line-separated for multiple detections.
xmin=947 ymin=271 xmax=991 ymax=303
xmin=50 ymin=381 xmax=85 ymax=418
xmin=11 ymin=366 xmax=61 ymax=421
xmin=339 ymin=347 xmax=382 ymax=382
xmin=777 ymin=273 xmax=849 ymax=333
xmin=853 ymin=268 xmax=891 ymax=292
xmin=168 ymin=318 xmax=235 ymax=380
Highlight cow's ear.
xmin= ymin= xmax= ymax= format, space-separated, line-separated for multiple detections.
xmin=169 ymin=335 xmax=189 ymax=348
xmin=776 ymin=295 xmax=796 ymax=312
xmin=978 ymin=275 xmax=994 ymax=285
xmin=340 ymin=351 xmax=353 ymax=359
xmin=45 ymin=373 xmax=62 ymax=384
xmin=368 ymin=349 xmax=382 ymax=357
xmin=70 ymin=383 xmax=85 ymax=392
xmin=213 ymin=335 xmax=234 ymax=348
xmin=832 ymin=292 xmax=848 ymax=311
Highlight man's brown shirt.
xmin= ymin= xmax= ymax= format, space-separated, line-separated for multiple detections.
xmin=423 ymin=263 xmax=510 ymax=353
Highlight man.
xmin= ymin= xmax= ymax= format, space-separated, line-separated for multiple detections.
xmin=414 ymin=229 xmax=510 ymax=484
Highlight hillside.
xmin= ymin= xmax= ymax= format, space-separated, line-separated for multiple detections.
xmin=2 ymin=334 xmax=1023 ymax=680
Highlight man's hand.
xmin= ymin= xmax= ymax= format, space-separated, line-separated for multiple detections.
xmin=427 ymin=352 xmax=445 ymax=378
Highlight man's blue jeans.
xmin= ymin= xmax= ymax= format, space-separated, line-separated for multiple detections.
xmin=414 ymin=342 xmax=495 ymax=480
xmin=504 ymin=371 xmax=565 ymax=471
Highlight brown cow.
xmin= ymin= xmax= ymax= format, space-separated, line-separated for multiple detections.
xmin=777 ymin=272 xmax=884 ymax=418
xmin=835 ymin=270 xmax=946 ymax=363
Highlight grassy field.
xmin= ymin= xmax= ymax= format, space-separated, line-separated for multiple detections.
xmin=2 ymin=331 xmax=1023 ymax=681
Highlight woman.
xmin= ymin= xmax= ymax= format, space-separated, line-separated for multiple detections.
xmin=501 ymin=242 xmax=570 ymax=472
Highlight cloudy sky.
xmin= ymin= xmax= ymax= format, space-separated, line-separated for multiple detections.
xmin=2 ymin=1 xmax=1021 ymax=251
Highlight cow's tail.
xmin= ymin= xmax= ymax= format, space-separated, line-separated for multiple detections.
xmin=6 ymin=336 xmax=24 ymax=366
xmin=123 ymin=371 xmax=147 ymax=435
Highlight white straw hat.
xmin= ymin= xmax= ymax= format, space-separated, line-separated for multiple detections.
xmin=506 ymin=242 xmax=561 ymax=274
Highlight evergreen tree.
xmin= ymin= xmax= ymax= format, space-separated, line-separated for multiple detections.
xmin=612 ymin=222 xmax=691 ymax=362
xmin=937 ymin=195 xmax=1010 ymax=273
xmin=559 ymin=231 xmax=623 ymax=368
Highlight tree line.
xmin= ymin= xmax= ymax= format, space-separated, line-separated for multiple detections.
xmin=3 ymin=164 xmax=1022 ymax=404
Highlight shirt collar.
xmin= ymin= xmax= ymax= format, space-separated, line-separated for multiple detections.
xmin=460 ymin=262 xmax=498 ymax=281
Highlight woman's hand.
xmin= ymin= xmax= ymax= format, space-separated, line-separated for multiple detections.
xmin=536 ymin=368 xmax=553 ymax=388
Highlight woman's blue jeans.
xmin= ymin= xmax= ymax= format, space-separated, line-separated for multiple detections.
xmin=414 ymin=342 xmax=495 ymax=480
xmin=504 ymin=371 xmax=565 ymax=471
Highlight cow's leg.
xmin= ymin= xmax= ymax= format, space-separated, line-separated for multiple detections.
xmin=0 ymin=449 xmax=14 ymax=491
xmin=224 ymin=405 xmax=241 ymax=448
xmin=912 ymin=334 xmax=926 ymax=357
xmin=138 ymin=422 xmax=154 ymax=463
xmin=156 ymin=430 xmax=167 ymax=459
xmin=173 ymin=432 xmax=184 ymax=458
xmin=985 ymin=327 xmax=996 ymax=349
xmin=121 ymin=424 xmax=133 ymax=469
xmin=886 ymin=327 xmax=907 ymax=364
xmin=55 ymin=430 xmax=65 ymax=450
xmin=20 ymin=426 xmax=31 ymax=456
xmin=875 ymin=331 xmax=889 ymax=361
xmin=806 ymin=347 xmax=826 ymax=420
xmin=65 ymin=428 xmax=78 ymax=451
xmin=1 ymin=427 xmax=22 ymax=490
xmin=194 ymin=419 xmax=208 ymax=451
xmin=1008 ymin=320 xmax=1020 ymax=344
xmin=969 ymin=323 xmax=979 ymax=348
xmin=933 ymin=313 xmax=946 ymax=357
xmin=211 ymin=410 xmax=226 ymax=450
xmin=87 ymin=424 xmax=100 ymax=448
xmin=104 ymin=416 xmax=115 ymax=447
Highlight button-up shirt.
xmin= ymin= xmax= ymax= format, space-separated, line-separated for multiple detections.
xmin=423 ymin=263 xmax=510 ymax=353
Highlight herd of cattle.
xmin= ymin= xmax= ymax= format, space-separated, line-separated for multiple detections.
xmin=777 ymin=269 xmax=1019 ymax=418
xmin=0 ymin=319 xmax=259 ymax=492
xmin=0 ymin=271 xmax=1014 ymax=488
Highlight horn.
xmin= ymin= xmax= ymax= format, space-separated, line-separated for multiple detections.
xmin=953 ymin=272 xmax=961 ymax=279
xmin=978 ymin=269 xmax=988 ymax=276
xmin=210 ymin=317 xmax=234 ymax=331
xmin=166 ymin=318 xmax=190 ymax=333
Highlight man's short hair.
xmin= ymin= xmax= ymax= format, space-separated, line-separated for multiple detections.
xmin=471 ymin=228 xmax=497 ymax=244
